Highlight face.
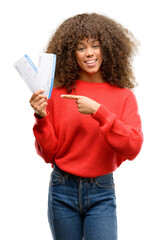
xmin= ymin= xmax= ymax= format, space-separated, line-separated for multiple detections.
xmin=75 ymin=38 xmax=103 ymax=75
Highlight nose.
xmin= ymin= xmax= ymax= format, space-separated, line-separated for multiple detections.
xmin=85 ymin=47 xmax=94 ymax=57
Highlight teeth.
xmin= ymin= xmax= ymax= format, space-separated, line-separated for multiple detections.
xmin=86 ymin=60 xmax=96 ymax=64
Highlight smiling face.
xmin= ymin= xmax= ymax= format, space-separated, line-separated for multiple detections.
xmin=75 ymin=38 xmax=103 ymax=77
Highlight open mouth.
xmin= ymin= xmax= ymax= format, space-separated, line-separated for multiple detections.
xmin=84 ymin=59 xmax=97 ymax=66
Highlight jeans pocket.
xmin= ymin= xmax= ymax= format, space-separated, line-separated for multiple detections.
xmin=95 ymin=174 xmax=115 ymax=189
xmin=50 ymin=172 xmax=63 ymax=186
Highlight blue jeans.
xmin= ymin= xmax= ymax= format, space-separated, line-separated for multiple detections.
xmin=48 ymin=164 xmax=117 ymax=240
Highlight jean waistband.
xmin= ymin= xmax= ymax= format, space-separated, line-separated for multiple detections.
xmin=53 ymin=163 xmax=113 ymax=183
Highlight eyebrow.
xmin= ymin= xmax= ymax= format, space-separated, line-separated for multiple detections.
xmin=77 ymin=39 xmax=99 ymax=45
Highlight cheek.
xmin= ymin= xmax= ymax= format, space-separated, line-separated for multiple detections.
xmin=75 ymin=54 xmax=83 ymax=67
xmin=100 ymin=56 xmax=103 ymax=65
xmin=98 ymin=50 xmax=103 ymax=60
xmin=95 ymin=47 xmax=102 ymax=59
xmin=76 ymin=51 xmax=81 ymax=58
xmin=98 ymin=53 xmax=103 ymax=65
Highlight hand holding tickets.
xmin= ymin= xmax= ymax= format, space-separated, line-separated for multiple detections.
xmin=14 ymin=53 xmax=56 ymax=117
xmin=61 ymin=94 xmax=100 ymax=115
xmin=29 ymin=90 xmax=48 ymax=118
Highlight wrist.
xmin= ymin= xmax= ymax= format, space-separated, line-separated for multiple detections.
xmin=35 ymin=113 xmax=44 ymax=119
xmin=92 ymin=103 xmax=100 ymax=114
xmin=34 ymin=111 xmax=47 ymax=119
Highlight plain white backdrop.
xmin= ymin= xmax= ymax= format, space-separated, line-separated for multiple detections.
xmin=1 ymin=0 xmax=157 ymax=239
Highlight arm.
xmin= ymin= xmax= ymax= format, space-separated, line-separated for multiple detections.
xmin=33 ymin=112 xmax=58 ymax=163
xmin=91 ymin=92 xmax=143 ymax=160
xmin=30 ymin=90 xmax=58 ymax=163
xmin=61 ymin=92 xmax=143 ymax=160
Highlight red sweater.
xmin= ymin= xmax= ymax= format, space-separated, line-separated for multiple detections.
xmin=33 ymin=79 xmax=143 ymax=177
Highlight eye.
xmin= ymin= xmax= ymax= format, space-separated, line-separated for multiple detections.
xmin=77 ymin=47 xmax=85 ymax=51
xmin=93 ymin=45 xmax=99 ymax=49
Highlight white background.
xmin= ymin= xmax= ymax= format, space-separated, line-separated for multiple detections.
xmin=1 ymin=0 xmax=157 ymax=239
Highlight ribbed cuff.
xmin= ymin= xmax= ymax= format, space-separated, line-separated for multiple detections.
xmin=34 ymin=112 xmax=49 ymax=128
xmin=91 ymin=104 xmax=116 ymax=127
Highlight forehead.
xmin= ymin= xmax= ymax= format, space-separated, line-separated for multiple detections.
xmin=77 ymin=38 xmax=99 ymax=44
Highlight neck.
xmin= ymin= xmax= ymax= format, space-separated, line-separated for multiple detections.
xmin=79 ymin=70 xmax=105 ymax=83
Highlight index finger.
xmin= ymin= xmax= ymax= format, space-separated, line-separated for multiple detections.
xmin=60 ymin=94 xmax=81 ymax=100
xmin=30 ymin=89 xmax=47 ymax=102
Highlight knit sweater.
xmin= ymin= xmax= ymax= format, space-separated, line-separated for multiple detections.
xmin=33 ymin=79 xmax=143 ymax=177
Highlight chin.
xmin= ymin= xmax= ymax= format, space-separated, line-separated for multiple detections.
xmin=87 ymin=70 xmax=99 ymax=74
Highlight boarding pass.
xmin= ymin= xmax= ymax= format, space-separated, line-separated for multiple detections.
xmin=13 ymin=53 xmax=57 ymax=99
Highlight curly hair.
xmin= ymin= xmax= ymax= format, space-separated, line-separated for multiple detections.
xmin=46 ymin=13 xmax=138 ymax=93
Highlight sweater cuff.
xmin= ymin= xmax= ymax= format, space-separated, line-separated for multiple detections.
xmin=91 ymin=104 xmax=116 ymax=127
xmin=34 ymin=112 xmax=49 ymax=128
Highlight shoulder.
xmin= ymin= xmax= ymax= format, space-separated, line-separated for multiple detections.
xmin=107 ymin=83 xmax=135 ymax=99
xmin=117 ymin=87 xmax=138 ymax=106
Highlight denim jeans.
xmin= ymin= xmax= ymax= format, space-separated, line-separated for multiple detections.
xmin=48 ymin=164 xmax=117 ymax=240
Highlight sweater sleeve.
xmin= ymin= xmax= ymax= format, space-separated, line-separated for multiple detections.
xmin=33 ymin=98 xmax=58 ymax=164
xmin=91 ymin=92 xmax=143 ymax=160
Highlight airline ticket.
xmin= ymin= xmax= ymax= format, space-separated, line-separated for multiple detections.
xmin=13 ymin=53 xmax=57 ymax=99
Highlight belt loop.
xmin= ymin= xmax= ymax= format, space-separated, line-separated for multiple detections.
xmin=90 ymin=178 xmax=94 ymax=183
xmin=64 ymin=173 xmax=69 ymax=180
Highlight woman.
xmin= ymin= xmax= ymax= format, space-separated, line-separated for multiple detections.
xmin=30 ymin=13 xmax=143 ymax=240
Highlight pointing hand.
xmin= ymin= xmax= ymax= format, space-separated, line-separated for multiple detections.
xmin=61 ymin=94 xmax=100 ymax=115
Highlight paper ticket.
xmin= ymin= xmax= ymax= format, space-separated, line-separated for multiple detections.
xmin=37 ymin=53 xmax=57 ymax=99
xmin=13 ymin=55 xmax=38 ymax=93
xmin=13 ymin=53 xmax=57 ymax=99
